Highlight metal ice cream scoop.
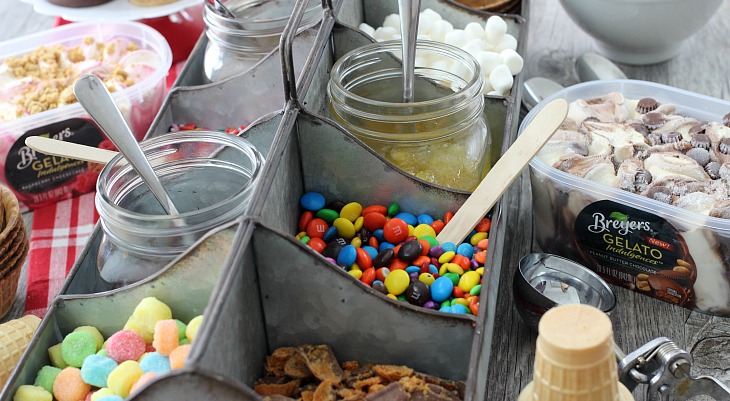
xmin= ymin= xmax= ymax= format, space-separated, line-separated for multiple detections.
xmin=618 ymin=337 xmax=730 ymax=400
xmin=522 ymin=77 xmax=565 ymax=111
xmin=576 ymin=52 xmax=628 ymax=82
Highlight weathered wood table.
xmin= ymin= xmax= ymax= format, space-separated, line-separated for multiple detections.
xmin=2 ymin=0 xmax=730 ymax=400
xmin=487 ymin=1 xmax=730 ymax=400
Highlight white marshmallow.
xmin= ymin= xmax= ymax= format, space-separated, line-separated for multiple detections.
xmin=499 ymin=48 xmax=523 ymax=75
xmin=480 ymin=41 xmax=497 ymax=52
xmin=415 ymin=55 xmax=430 ymax=69
xmin=358 ymin=23 xmax=375 ymax=38
xmin=462 ymin=39 xmax=486 ymax=59
xmin=495 ymin=34 xmax=518 ymax=52
xmin=484 ymin=16 xmax=508 ymax=44
xmin=374 ymin=26 xmax=399 ymax=41
xmin=464 ymin=22 xmax=486 ymax=41
xmin=382 ymin=14 xmax=401 ymax=33
xmin=431 ymin=57 xmax=455 ymax=76
xmin=368 ymin=11 xmax=523 ymax=97
xmin=482 ymin=77 xmax=495 ymax=94
xmin=489 ymin=64 xmax=514 ymax=94
xmin=429 ymin=19 xmax=454 ymax=42
xmin=475 ymin=51 xmax=502 ymax=74
xmin=444 ymin=29 xmax=469 ymax=48
xmin=421 ymin=8 xmax=442 ymax=23
xmin=418 ymin=12 xmax=437 ymax=35
xmin=447 ymin=61 xmax=469 ymax=80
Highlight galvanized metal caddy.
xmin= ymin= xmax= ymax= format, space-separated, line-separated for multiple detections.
xmin=0 ymin=0 xmax=526 ymax=400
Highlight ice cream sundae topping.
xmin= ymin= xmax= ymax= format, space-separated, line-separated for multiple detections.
xmin=642 ymin=112 xmax=665 ymax=130
xmin=690 ymin=133 xmax=711 ymax=149
xmin=636 ymin=97 xmax=659 ymax=114
xmin=0 ymin=37 xmax=161 ymax=123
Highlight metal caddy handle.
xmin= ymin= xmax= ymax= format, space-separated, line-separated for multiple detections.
xmin=280 ymin=0 xmax=335 ymax=106
xmin=618 ymin=337 xmax=730 ymax=400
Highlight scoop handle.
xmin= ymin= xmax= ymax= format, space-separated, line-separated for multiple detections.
xmin=435 ymin=98 xmax=569 ymax=245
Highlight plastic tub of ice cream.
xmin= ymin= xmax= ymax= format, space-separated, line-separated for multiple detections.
xmin=523 ymin=79 xmax=730 ymax=317
xmin=0 ymin=21 xmax=171 ymax=211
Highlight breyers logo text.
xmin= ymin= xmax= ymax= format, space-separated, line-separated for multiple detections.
xmin=587 ymin=212 xmax=651 ymax=236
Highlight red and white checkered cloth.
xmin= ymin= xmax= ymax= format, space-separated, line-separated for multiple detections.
xmin=22 ymin=15 xmax=198 ymax=317
xmin=24 ymin=192 xmax=99 ymax=317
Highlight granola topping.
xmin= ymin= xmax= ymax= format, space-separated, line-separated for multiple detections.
xmin=0 ymin=36 xmax=157 ymax=123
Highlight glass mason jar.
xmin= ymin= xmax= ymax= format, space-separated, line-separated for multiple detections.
xmin=203 ymin=0 xmax=321 ymax=83
xmin=95 ymin=131 xmax=264 ymax=287
xmin=328 ymin=40 xmax=490 ymax=191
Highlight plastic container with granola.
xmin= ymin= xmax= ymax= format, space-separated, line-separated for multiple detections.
xmin=0 ymin=22 xmax=171 ymax=211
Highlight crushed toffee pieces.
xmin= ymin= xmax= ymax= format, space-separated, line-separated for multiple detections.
xmin=255 ymin=345 xmax=465 ymax=401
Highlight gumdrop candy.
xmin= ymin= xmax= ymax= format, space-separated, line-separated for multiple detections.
xmin=105 ymin=330 xmax=145 ymax=364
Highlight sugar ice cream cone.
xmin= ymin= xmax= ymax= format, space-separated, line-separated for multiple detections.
xmin=518 ymin=304 xmax=634 ymax=401
xmin=0 ymin=314 xmax=41 ymax=387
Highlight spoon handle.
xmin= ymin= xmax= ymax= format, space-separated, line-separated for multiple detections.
xmin=435 ymin=98 xmax=569 ymax=245
xmin=398 ymin=0 xmax=421 ymax=103
xmin=73 ymin=75 xmax=180 ymax=215
xmin=210 ymin=0 xmax=237 ymax=19
xmin=576 ymin=52 xmax=627 ymax=82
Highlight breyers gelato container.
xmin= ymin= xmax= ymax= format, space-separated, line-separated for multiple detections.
xmin=524 ymin=80 xmax=730 ymax=317
xmin=0 ymin=22 xmax=171 ymax=211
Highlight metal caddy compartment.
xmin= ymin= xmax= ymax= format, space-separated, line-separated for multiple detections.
xmin=181 ymin=111 xmax=511 ymax=401
xmin=0 ymin=222 xmax=243 ymax=399
xmin=0 ymin=0 xmax=525 ymax=399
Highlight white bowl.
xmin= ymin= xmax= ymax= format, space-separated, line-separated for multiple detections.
xmin=559 ymin=0 xmax=723 ymax=65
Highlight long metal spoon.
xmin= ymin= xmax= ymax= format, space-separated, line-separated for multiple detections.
xmin=73 ymin=75 xmax=180 ymax=215
xmin=210 ymin=0 xmax=237 ymax=19
xmin=398 ymin=0 xmax=421 ymax=103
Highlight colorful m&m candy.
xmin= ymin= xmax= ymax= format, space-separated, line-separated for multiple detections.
xmin=296 ymin=192 xmax=490 ymax=316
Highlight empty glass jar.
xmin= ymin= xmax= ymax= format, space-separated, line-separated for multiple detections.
xmin=203 ymin=0 xmax=321 ymax=83
xmin=328 ymin=40 xmax=490 ymax=191
xmin=95 ymin=131 xmax=264 ymax=287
